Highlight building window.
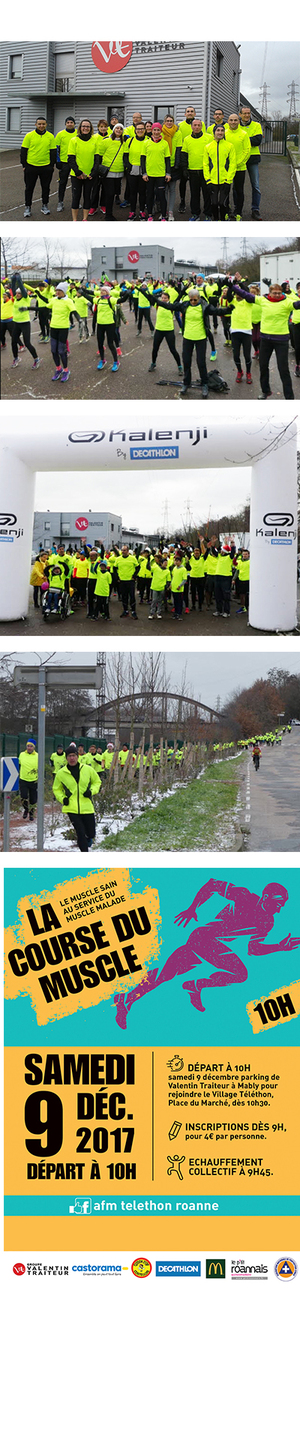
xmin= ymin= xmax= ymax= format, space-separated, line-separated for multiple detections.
xmin=54 ymin=51 xmax=75 ymax=93
xmin=232 ymin=70 xmax=236 ymax=94
xmin=6 ymin=107 xmax=21 ymax=132
xmin=111 ymin=523 xmax=114 ymax=532
xmin=44 ymin=522 xmax=51 ymax=532
xmin=216 ymin=48 xmax=224 ymax=81
xmin=108 ymin=105 xmax=125 ymax=125
xmin=8 ymin=53 xmax=23 ymax=80
xmin=154 ymin=104 xmax=174 ymax=123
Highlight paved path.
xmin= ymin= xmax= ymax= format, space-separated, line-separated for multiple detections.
xmin=247 ymin=733 xmax=300 ymax=851
xmin=2 ymin=304 xmax=300 ymax=403
xmin=1 ymin=588 xmax=299 ymax=639
xmin=0 ymin=151 xmax=299 ymax=221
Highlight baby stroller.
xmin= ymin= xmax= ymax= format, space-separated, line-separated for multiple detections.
xmin=41 ymin=580 xmax=72 ymax=621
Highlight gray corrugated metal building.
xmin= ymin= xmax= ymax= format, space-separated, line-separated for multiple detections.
xmin=33 ymin=510 xmax=122 ymax=553
xmin=90 ymin=245 xmax=174 ymax=280
xmin=1 ymin=41 xmax=241 ymax=149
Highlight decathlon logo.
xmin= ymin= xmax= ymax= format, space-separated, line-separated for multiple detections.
xmin=0 ymin=513 xmax=17 ymax=526
xmin=263 ymin=512 xmax=294 ymax=527
xmin=156 ymin=1261 xmax=201 ymax=1276
xmin=91 ymin=42 xmax=133 ymax=73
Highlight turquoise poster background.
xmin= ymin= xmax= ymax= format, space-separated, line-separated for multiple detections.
xmin=5 ymin=866 xmax=300 ymax=1048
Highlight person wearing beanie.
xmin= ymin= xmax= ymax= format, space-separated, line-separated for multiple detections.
xmin=20 ymin=116 xmax=56 ymax=217
xmin=141 ymin=123 xmax=171 ymax=221
xmin=30 ymin=278 xmax=76 ymax=381
xmin=10 ymin=277 xmax=40 ymax=369
xmin=55 ymin=117 xmax=76 ymax=211
xmin=18 ymin=739 xmax=39 ymax=822
xmin=53 ymin=741 xmax=101 ymax=851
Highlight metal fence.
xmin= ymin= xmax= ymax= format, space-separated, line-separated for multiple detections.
xmin=261 ymin=120 xmax=287 ymax=155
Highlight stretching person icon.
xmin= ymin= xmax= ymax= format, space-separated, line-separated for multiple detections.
xmin=114 ymin=877 xmax=300 ymax=1028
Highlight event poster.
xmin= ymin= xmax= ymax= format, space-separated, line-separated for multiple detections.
xmin=4 ymin=865 xmax=300 ymax=1251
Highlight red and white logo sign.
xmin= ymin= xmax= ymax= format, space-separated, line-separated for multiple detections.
xmin=75 ymin=517 xmax=89 ymax=532
xmin=13 ymin=1263 xmax=26 ymax=1275
xmin=91 ymin=42 xmax=133 ymax=74
xmin=128 ymin=250 xmax=140 ymax=264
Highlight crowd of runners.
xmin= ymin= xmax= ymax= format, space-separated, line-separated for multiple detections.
xmin=15 ymin=723 xmax=293 ymax=851
xmin=29 ymin=537 xmax=253 ymax=626
xmin=10 ymin=104 xmax=266 ymax=222
xmin=2 ymin=269 xmax=300 ymax=398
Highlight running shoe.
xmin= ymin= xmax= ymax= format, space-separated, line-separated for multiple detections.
xmin=210 ymin=349 xmax=217 ymax=360
xmin=60 ymin=368 xmax=70 ymax=382
xmin=97 ymin=360 xmax=106 ymax=370
xmin=236 ymin=369 xmax=243 ymax=382
xmin=52 ymin=368 xmax=62 ymax=380
xmin=24 ymin=207 xmax=31 ymax=218
xmin=32 ymin=358 xmax=40 ymax=368
xmin=111 ymin=362 xmax=119 ymax=372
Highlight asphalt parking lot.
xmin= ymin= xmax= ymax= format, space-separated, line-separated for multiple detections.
xmin=2 ymin=304 xmax=300 ymax=402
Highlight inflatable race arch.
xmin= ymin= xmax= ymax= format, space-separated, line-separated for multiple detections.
xmin=0 ymin=412 xmax=297 ymax=630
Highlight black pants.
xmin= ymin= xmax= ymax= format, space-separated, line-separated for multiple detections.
xmin=152 ymin=329 xmax=181 ymax=366
xmin=133 ymin=297 xmax=139 ymax=321
xmin=191 ymin=578 xmax=204 ymax=609
xmin=138 ymin=577 xmax=151 ymax=602
xmin=58 ymin=162 xmax=70 ymax=203
xmin=68 ymin=812 xmax=95 ymax=852
xmin=209 ymin=183 xmax=230 ymax=221
xmin=104 ymin=176 xmax=123 ymax=220
xmin=259 ymin=335 xmax=294 ymax=399
xmin=12 ymin=321 xmax=37 ymax=361
xmin=120 ymin=580 xmax=136 ymax=614
xmin=172 ymin=592 xmax=183 ymax=617
xmin=179 ymin=173 xmax=187 ymax=205
xmin=182 ymin=337 xmax=207 ymax=387
xmin=0 ymin=319 xmax=13 ymax=345
xmin=90 ymin=172 xmax=106 ymax=211
xmin=97 ymin=322 xmax=117 ymax=362
xmin=74 ymin=578 xmax=87 ymax=602
xmin=189 ymin=168 xmax=210 ymax=217
xmin=232 ymin=331 xmax=252 ymax=371
xmin=38 ymin=306 xmax=50 ymax=338
xmin=94 ymin=595 xmax=110 ymax=618
xmin=128 ymin=174 xmax=146 ymax=213
xmin=232 ymin=170 xmax=245 ymax=216
xmin=71 ymin=175 xmax=92 ymax=210
xmin=20 ymin=780 xmax=38 ymax=808
xmin=50 ymin=327 xmax=68 ymax=369
xmin=146 ymin=177 xmax=167 ymax=218
xmin=24 ymin=162 xmax=53 ymax=206
xmin=87 ymin=579 xmax=96 ymax=615
xmin=215 ymin=578 xmax=231 ymax=615
xmin=138 ymin=308 xmax=154 ymax=334
xmin=33 ymin=585 xmax=41 ymax=607
xmin=290 ymin=324 xmax=300 ymax=366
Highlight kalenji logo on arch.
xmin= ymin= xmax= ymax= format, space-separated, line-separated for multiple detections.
xmin=75 ymin=517 xmax=89 ymax=531
xmin=91 ymin=42 xmax=133 ymax=74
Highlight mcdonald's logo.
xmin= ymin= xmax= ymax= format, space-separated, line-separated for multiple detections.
xmin=206 ymin=1259 xmax=226 ymax=1278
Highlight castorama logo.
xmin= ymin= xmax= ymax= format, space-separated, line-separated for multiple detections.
xmin=91 ymin=42 xmax=133 ymax=73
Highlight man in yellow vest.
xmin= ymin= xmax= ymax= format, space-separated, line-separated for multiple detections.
xmin=213 ymin=544 xmax=235 ymax=618
xmin=19 ymin=738 xmax=39 ymax=822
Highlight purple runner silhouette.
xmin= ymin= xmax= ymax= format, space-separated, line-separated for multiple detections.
xmin=114 ymin=878 xmax=300 ymax=1029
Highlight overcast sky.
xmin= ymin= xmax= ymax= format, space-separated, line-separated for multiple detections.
xmin=240 ymin=41 xmax=299 ymax=117
xmin=36 ymin=464 xmax=250 ymax=533
xmin=2 ymin=233 xmax=298 ymax=271
xmin=5 ymin=651 xmax=298 ymax=713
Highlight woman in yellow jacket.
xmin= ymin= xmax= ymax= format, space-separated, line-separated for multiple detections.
xmin=67 ymin=120 xmax=101 ymax=222
xmin=30 ymin=553 xmax=47 ymax=609
xmin=99 ymin=125 xmax=129 ymax=220
xmin=203 ymin=124 xmax=236 ymax=220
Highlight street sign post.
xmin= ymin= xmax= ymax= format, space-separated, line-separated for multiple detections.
xmin=1 ymin=756 xmax=19 ymax=852
xmin=12 ymin=663 xmax=104 ymax=852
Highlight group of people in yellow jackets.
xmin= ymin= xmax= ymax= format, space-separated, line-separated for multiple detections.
xmin=2 ymin=264 xmax=299 ymax=398
xmin=29 ymin=537 xmax=250 ymax=625
xmin=17 ymin=103 xmax=264 ymax=221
